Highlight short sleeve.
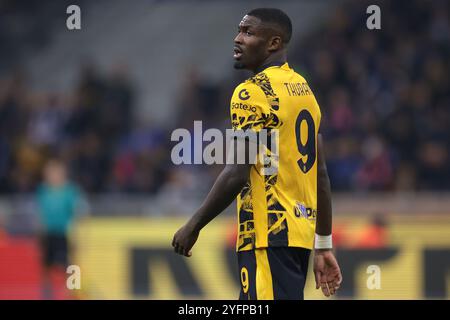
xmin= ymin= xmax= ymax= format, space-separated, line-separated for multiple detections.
xmin=230 ymin=82 xmax=270 ymax=132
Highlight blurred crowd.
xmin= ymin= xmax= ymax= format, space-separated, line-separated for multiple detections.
xmin=0 ymin=64 xmax=170 ymax=194
xmin=294 ymin=0 xmax=450 ymax=191
xmin=0 ymin=0 xmax=449 ymax=196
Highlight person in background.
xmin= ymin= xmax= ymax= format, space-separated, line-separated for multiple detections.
xmin=36 ymin=158 xmax=88 ymax=299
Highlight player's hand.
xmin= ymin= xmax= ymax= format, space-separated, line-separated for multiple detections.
xmin=313 ymin=249 xmax=342 ymax=297
xmin=172 ymin=222 xmax=199 ymax=257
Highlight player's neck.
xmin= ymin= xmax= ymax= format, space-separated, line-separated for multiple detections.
xmin=253 ymin=52 xmax=287 ymax=74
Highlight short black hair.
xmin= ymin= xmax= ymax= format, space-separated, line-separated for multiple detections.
xmin=247 ymin=8 xmax=292 ymax=44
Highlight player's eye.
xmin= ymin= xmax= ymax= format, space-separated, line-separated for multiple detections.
xmin=236 ymin=27 xmax=251 ymax=36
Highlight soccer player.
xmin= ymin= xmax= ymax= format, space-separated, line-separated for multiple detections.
xmin=172 ymin=8 xmax=342 ymax=299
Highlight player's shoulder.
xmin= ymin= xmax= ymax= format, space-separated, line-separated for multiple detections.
xmin=289 ymin=67 xmax=316 ymax=96
xmin=232 ymin=79 xmax=267 ymax=102
xmin=291 ymin=67 xmax=308 ymax=83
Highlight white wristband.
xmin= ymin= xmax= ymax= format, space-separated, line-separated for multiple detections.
xmin=314 ymin=233 xmax=333 ymax=249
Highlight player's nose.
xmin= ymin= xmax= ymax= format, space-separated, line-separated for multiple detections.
xmin=234 ymin=32 xmax=243 ymax=45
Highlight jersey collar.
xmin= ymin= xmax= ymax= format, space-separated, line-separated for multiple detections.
xmin=255 ymin=61 xmax=288 ymax=74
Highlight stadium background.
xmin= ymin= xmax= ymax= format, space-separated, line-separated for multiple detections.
xmin=0 ymin=0 xmax=449 ymax=299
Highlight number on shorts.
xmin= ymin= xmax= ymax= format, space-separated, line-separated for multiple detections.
xmin=240 ymin=267 xmax=249 ymax=293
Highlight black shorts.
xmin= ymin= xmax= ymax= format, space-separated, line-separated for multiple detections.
xmin=40 ymin=233 xmax=69 ymax=268
xmin=237 ymin=247 xmax=311 ymax=300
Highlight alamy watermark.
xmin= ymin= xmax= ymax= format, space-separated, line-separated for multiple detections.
xmin=366 ymin=265 xmax=381 ymax=290
xmin=66 ymin=265 xmax=81 ymax=290
xmin=366 ymin=5 xmax=381 ymax=30
xmin=171 ymin=121 xmax=279 ymax=175
xmin=66 ymin=5 xmax=380 ymax=33
xmin=66 ymin=5 xmax=81 ymax=30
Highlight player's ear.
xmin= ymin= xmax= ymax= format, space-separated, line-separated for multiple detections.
xmin=268 ymin=35 xmax=282 ymax=52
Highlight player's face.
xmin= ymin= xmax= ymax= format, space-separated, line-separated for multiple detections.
xmin=233 ymin=15 xmax=270 ymax=71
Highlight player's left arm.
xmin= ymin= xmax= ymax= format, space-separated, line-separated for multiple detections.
xmin=313 ymin=133 xmax=343 ymax=297
xmin=316 ymin=133 xmax=332 ymax=236
xmin=172 ymin=138 xmax=252 ymax=257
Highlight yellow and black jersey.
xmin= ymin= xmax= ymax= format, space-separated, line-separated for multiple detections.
xmin=230 ymin=62 xmax=322 ymax=252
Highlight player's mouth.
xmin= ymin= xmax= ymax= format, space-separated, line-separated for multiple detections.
xmin=233 ymin=46 xmax=243 ymax=59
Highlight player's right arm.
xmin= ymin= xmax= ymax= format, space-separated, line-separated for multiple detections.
xmin=171 ymin=82 xmax=269 ymax=257
xmin=313 ymin=133 xmax=343 ymax=297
